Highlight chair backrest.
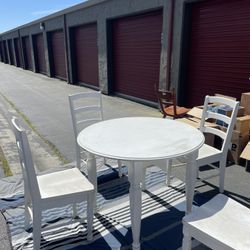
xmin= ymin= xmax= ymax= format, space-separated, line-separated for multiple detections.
xmin=157 ymin=88 xmax=177 ymax=117
xmin=68 ymin=91 xmax=103 ymax=168
xmin=200 ymin=95 xmax=239 ymax=153
xmin=11 ymin=117 xmax=40 ymax=201
xmin=69 ymin=91 xmax=103 ymax=136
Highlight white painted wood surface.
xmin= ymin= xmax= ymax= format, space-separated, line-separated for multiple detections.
xmin=182 ymin=194 xmax=250 ymax=250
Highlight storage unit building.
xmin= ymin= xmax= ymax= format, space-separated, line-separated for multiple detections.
xmin=2 ymin=0 xmax=249 ymax=107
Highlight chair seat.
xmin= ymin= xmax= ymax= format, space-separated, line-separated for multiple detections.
xmin=198 ymin=144 xmax=221 ymax=161
xmin=183 ymin=194 xmax=250 ymax=250
xmin=38 ymin=168 xmax=94 ymax=199
xmin=164 ymin=106 xmax=189 ymax=116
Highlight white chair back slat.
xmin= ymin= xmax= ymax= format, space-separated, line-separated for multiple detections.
xmin=69 ymin=91 xmax=101 ymax=101
xmin=207 ymin=96 xmax=238 ymax=108
xmin=74 ymin=106 xmax=101 ymax=114
xmin=206 ymin=111 xmax=231 ymax=125
xmin=203 ymin=126 xmax=226 ymax=140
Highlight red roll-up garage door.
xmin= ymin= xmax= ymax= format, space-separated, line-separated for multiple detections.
xmin=112 ymin=10 xmax=163 ymax=103
xmin=34 ymin=33 xmax=46 ymax=74
xmin=50 ymin=30 xmax=67 ymax=80
xmin=72 ymin=23 xmax=99 ymax=87
xmin=14 ymin=38 xmax=22 ymax=67
xmin=0 ymin=41 xmax=2 ymax=62
xmin=22 ymin=36 xmax=33 ymax=71
xmin=185 ymin=0 xmax=250 ymax=107
xmin=2 ymin=41 xmax=8 ymax=64
xmin=7 ymin=40 xmax=14 ymax=65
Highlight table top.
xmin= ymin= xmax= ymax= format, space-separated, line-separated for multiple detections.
xmin=77 ymin=117 xmax=204 ymax=161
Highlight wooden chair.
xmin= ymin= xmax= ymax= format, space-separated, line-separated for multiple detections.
xmin=157 ymin=88 xmax=189 ymax=119
xmin=167 ymin=95 xmax=239 ymax=193
xmin=182 ymin=194 xmax=250 ymax=250
xmin=68 ymin=91 xmax=123 ymax=177
xmin=11 ymin=116 xmax=94 ymax=249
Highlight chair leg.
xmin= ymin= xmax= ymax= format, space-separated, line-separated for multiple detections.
xmin=118 ymin=160 xmax=123 ymax=177
xmin=141 ymin=167 xmax=147 ymax=190
xmin=219 ymin=158 xmax=226 ymax=193
xmin=87 ymin=193 xmax=94 ymax=241
xmin=166 ymin=159 xmax=172 ymax=186
xmin=76 ymin=144 xmax=81 ymax=169
xmin=24 ymin=204 xmax=32 ymax=230
xmin=103 ymin=157 xmax=107 ymax=165
xmin=73 ymin=203 xmax=78 ymax=218
xmin=24 ymin=192 xmax=32 ymax=230
xmin=182 ymin=224 xmax=192 ymax=250
xmin=33 ymin=206 xmax=42 ymax=250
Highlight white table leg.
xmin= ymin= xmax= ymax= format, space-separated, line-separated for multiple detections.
xmin=87 ymin=152 xmax=97 ymax=212
xmin=127 ymin=161 xmax=143 ymax=250
xmin=185 ymin=150 xmax=198 ymax=214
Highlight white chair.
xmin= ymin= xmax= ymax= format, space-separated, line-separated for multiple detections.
xmin=69 ymin=91 xmax=123 ymax=177
xmin=167 ymin=95 xmax=239 ymax=193
xmin=11 ymin=117 xmax=94 ymax=249
xmin=182 ymin=193 xmax=250 ymax=250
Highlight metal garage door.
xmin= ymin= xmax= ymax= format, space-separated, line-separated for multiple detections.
xmin=72 ymin=23 xmax=99 ymax=87
xmin=34 ymin=33 xmax=46 ymax=74
xmin=22 ymin=36 xmax=33 ymax=70
xmin=184 ymin=0 xmax=250 ymax=107
xmin=0 ymin=41 xmax=3 ymax=62
xmin=49 ymin=30 xmax=67 ymax=80
xmin=14 ymin=38 xmax=22 ymax=67
xmin=3 ymin=41 xmax=8 ymax=64
xmin=7 ymin=40 xmax=14 ymax=65
xmin=112 ymin=10 xmax=163 ymax=103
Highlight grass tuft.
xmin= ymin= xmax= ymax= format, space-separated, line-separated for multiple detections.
xmin=0 ymin=146 xmax=12 ymax=176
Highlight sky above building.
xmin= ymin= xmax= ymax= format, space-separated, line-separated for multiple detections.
xmin=0 ymin=0 xmax=87 ymax=33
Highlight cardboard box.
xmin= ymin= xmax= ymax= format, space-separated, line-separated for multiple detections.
xmin=229 ymin=131 xmax=249 ymax=165
xmin=240 ymin=142 xmax=250 ymax=172
xmin=235 ymin=115 xmax=250 ymax=135
xmin=241 ymin=92 xmax=250 ymax=115
xmin=217 ymin=105 xmax=245 ymax=118
xmin=187 ymin=107 xmax=203 ymax=119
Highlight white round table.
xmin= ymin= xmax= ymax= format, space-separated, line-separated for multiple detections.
xmin=77 ymin=117 xmax=204 ymax=250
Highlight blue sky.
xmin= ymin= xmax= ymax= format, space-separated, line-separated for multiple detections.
xmin=0 ymin=0 xmax=87 ymax=33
